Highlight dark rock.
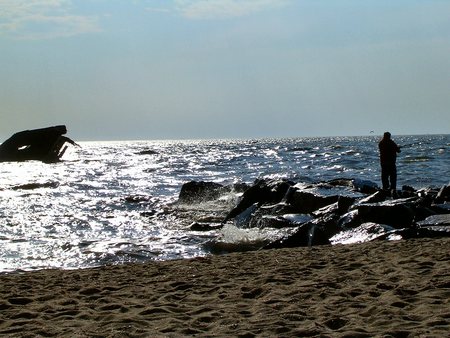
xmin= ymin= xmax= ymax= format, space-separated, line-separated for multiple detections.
xmin=234 ymin=203 xmax=259 ymax=227
xmin=190 ymin=222 xmax=222 ymax=231
xmin=124 ymin=195 xmax=152 ymax=203
xmin=351 ymin=178 xmax=379 ymax=194
xmin=288 ymin=188 xmax=339 ymax=214
xmin=416 ymin=188 xmax=439 ymax=200
xmin=436 ymin=184 xmax=450 ymax=203
xmin=417 ymin=214 xmax=450 ymax=227
xmin=310 ymin=212 xmax=341 ymax=238
xmin=413 ymin=205 xmax=437 ymax=222
xmin=12 ymin=182 xmax=60 ymax=190
xmin=254 ymin=213 xmax=313 ymax=229
xmin=222 ymin=178 xmax=294 ymax=223
xmin=312 ymin=201 xmax=339 ymax=218
xmin=178 ymin=181 xmax=225 ymax=203
xmin=282 ymin=213 xmax=314 ymax=224
xmin=0 ymin=125 xmax=78 ymax=163
xmin=353 ymin=198 xmax=417 ymax=228
xmin=243 ymin=202 xmax=297 ymax=228
xmin=330 ymin=222 xmax=399 ymax=245
xmin=286 ymin=181 xmax=364 ymax=214
xmin=137 ymin=149 xmax=158 ymax=155
xmin=399 ymin=226 xmax=450 ymax=239
xmin=338 ymin=210 xmax=361 ymax=229
xmin=232 ymin=182 xmax=251 ymax=193
xmin=140 ymin=210 xmax=157 ymax=217
xmin=356 ymin=190 xmax=387 ymax=205
xmin=327 ymin=178 xmax=354 ymax=188
xmin=431 ymin=203 xmax=450 ymax=213
xmin=337 ymin=196 xmax=357 ymax=214
xmin=264 ymin=223 xmax=330 ymax=249
xmin=402 ymin=185 xmax=416 ymax=193
xmin=253 ymin=215 xmax=295 ymax=229
xmin=398 ymin=185 xmax=417 ymax=198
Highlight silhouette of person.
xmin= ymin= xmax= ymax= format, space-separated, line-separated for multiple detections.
xmin=378 ymin=132 xmax=401 ymax=195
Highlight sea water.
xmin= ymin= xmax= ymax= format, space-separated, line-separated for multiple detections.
xmin=0 ymin=135 xmax=448 ymax=272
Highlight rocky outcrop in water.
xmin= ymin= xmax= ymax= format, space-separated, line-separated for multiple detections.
xmin=178 ymin=178 xmax=450 ymax=250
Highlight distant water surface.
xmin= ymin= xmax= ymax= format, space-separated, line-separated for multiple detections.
xmin=0 ymin=135 xmax=448 ymax=272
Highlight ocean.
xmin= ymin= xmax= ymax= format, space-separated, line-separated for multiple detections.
xmin=0 ymin=134 xmax=448 ymax=273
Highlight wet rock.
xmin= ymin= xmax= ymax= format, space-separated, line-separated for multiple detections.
xmin=399 ymin=185 xmax=417 ymax=198
xmin=338 ymin=210 xmax=361 ymax=229
xmin=232 ymin=182 xmax=251 ymax=193
xmin=311 ymin=212 xmax=341 ymax=238
xmin=124 ymin=195 xmax=152 ymax=203
xmin=312 ymin=201 xmax=339 ymax=218
xmin=252 ymin=213 xmax=314 ymax=229
xmin=400 ymin=226 xmax=450 ymax=239
xmin=353 ymin=198 xmax=417 ymax=228
xmin=330 ymin=222 xmax=400 ymax=245
xmin=234 ymin=203 xmax=259 ymax=227
xmin=190 ymin=222 xmax=222 ymax=231
xmin=327 ymin=178 xmax=354 ymax=188
xmin=417 ymin=214 xmax=450 ymax=227
xmin=140 ymin=210 xmax=157 ymax=217
xmin=351 ymin=178 xmax=379 ymax=194
xmin=431 ymin=203 xmax=450 ymax=213
xmin=356 ymin=190 xmax=387 ymax=205
xmin=136 ymin=149 xmax=158 ymax=155
xmin=287 ymin=188 xmax=339 ymax=214
xmin=282 ymin=214 xmax=314 ymax=225
xmin=253 ymin=215 xmax=295 ymax=229
xmin=12 ymin=181 xmax=60 ymax=190
xmin=264 ymin=223 xmax=330 ymax=249
xmin=223 ymin=178 xmax=294 ymax=223
xmin=179 ymin=181 xmax=226 ymax=203
xmin=416 ymin=188 xmax=439 ymax=200
xmin=436 ymin=184 xmax=450 ymax=203
xmin=337 ymin=196 xmax=358 ymax=214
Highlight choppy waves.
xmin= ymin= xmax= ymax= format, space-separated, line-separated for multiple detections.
xmin=0 ymin=135 xmax=448 ymax=272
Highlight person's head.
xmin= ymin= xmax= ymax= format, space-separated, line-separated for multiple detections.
xmin=383 ymin=132 xmax=391 ymax=140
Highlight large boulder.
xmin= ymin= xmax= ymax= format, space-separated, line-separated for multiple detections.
xmin=352 ymin=198 xmax=417 ymax=228
xmin=178 ymin=181 xmax=225 ymax=203
xmin=417 ymin=214 xmax=450 ymax=227
xmin=222 ymin=178 xmax=294 ymax=223
xmin=286 ymin=186 xmax=339 ymax=214
xmin=436 ymin=184 xmax=450 ymax=203
xmin=330 ymin=222 xmax=400 ymax=245
xmin=264 ymin=223 xmax=330 ymax=249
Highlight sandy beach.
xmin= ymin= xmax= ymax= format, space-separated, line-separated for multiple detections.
xmin=0 ymin=237 xmax=449 ymax=337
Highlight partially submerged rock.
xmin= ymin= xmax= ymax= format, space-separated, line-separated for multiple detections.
xmin=178 ymin=181 xmax=228 ymax=204
xmin=0 ymin=125 xmax=79 ymax=163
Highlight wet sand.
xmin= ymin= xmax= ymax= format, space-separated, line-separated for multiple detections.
xmin=1 ymin=237 xmax=449 ymax=337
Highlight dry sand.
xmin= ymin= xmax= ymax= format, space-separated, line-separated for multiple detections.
xmin=0 ymin=237 xmax=449 ymax=337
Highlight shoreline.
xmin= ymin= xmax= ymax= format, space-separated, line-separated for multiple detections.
xmin=1 ymin=237 xmax=449 ymax=337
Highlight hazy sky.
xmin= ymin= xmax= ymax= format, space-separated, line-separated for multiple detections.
xmin=1 ymin=0 xmax=449 ymax=141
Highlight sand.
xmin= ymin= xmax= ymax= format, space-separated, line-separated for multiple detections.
xmin=0 ymin=238 xmax=449 ymax=337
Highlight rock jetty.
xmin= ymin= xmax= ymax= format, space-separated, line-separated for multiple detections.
xmin=178 ymin=178 xmax=450 ymax=250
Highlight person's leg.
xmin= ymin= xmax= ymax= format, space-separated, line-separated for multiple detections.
xmin=390 ymin=165 xmax=397 ymax=192
xmin=381 ymin=165 xmax=390 ymax=190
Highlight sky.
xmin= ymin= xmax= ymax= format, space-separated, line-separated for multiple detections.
xmin=1 ymin=0 xmax=449 ymax=141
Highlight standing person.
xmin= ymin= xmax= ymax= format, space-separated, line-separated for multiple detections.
xmin=378 ymin=132 xmax=401 ymax=196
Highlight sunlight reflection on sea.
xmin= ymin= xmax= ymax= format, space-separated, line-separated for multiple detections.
xmin=0 ymin=135 xmax=448 ymax=272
